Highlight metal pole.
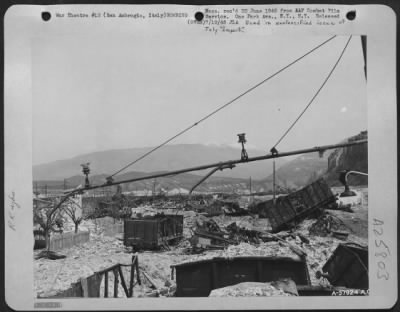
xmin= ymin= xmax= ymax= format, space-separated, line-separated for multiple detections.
xmin=189 ymin=164 xmax=235 ymax=194
xmin=273 ymin=160 xmax=276 ymax=204
xmin=59 ymin=139 xmax=368 ymax=198
xmin=249 ymin=176 xmax=252 ymax=195
xmin=45 ymin=139 xmax=368 ymax=229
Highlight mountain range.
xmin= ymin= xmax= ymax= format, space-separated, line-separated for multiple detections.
xmin=33 ymin=144 xmax=287 ymax=181
xmin=33 ymin=131 xmax=367 ymax=193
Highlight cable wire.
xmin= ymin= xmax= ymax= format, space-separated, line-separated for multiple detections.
xmin=108 ymin=35 xmax=338 ymax=178
xmin=272 ymin=35 xmax=353 ymax=150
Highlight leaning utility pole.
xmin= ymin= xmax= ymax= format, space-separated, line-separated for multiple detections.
xmin=152 ymin=179 xmax=157 ymax=197
xmin=249 ymin=176 xmax=252 ymax=195
xmin=55 ymin=139 xmax=367 ymax=210
xmin=272 ymin=160 xmax=276 ymax=204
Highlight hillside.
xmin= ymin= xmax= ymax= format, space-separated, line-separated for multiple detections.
xmin=261 ymin=130 xmax=368 ymax=189
xmin=33 ymin=132 xmax=367 ymax=194
xmin=260 ymin=152 xmax=332 ymax=189
xmin=324 ymin=131 xmax=368 ymax=186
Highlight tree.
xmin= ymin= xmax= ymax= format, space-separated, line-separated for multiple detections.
xmin=111 ymin=185 xmax=128 ymax=222
xmin=62 ymin=197 xmax=83 ymax=233
xmin=33 ymin=198 xmax=65 ymax=252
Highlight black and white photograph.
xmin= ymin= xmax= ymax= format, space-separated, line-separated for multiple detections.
xmin=4 ymin=4 xmax=397 ymax=310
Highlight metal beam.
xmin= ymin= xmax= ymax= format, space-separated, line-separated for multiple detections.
xmin=361 ymin=36 xmax=367 ymax=80
xmin=189 ymin=164 xmax=235 ymax=194
xmin=63 ymin=139 xmax=367 ymax=196
xmin=346 ymin=170 xmax=368 ymax=180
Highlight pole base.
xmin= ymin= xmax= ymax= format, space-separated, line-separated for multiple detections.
xmin=340 ymin=190 xmax=357 ymax=197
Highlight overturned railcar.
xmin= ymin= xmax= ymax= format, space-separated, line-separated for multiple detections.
xmin=317 ymin=243 xmax=368 ymax=290
xmin=253 ymin=178 xmax=337 ymax=232
xmin=124 ymin=214 xmax=183 ymax=249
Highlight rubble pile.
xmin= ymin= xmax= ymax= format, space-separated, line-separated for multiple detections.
xmin=34 ymin=185 xmax=368 ymax=298
xmin=309 ymin=213 xmax=351 ymax=237
xmin=209 ymin=281 xmax=295 ymax=297
xmin=181 ymin=211 xmax=197 ymax=239
xmin=195 ymin=215 xmax=223 ymax=234
xmin=212 ymin=215 xmax=271 ymax=232
xmin=226 ymin=222 xmax=263 ymax=244
xmin=130 ymin=205 xmax=158 ymax=217
xmin=175 ymin=242 xmax=300 ymax=265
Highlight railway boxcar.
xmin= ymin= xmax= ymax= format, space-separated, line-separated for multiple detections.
xmin=255 ymin=178 xmax=337 ymax=232
xmin=124 ymin=214 xmax=183 ymax=249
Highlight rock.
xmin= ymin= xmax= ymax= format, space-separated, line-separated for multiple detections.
xmin=145 ymin=291 xmax=159 ymax=297
xmin=158 ymin=287 xmax=169 ymax=296
xmin=271 ymin=278 xmax=298 ymax=296
xmin=297 ymin=234 xmax=310 ymax=244
xmin=168 ymin=285 xmax=177 ymax=294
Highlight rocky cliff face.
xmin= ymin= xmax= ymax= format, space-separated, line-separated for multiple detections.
xmin=324 ymin=131 xmax=368 ymax=186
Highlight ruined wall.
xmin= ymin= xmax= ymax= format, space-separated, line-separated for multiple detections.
xmin=49 ymin=231 xmax=90 ymax=251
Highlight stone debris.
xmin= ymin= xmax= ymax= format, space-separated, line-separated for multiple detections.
xmin=209 ymin=281 xmax=295 ymax=297
xmin=309 ymin=212 xmax=352 ymax=237
xmin=173 ymin=242 xmax=300 ymax=267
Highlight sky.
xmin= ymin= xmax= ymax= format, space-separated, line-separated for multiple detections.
xmin=32 ymin=27 xmax=367 ymax=165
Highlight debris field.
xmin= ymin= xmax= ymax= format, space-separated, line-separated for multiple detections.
xmin=34 ymin=185 xmax=368 ymax=298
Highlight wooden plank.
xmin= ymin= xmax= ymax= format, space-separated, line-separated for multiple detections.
xmin=104 ymin=271 xmax=108 ymax=298
xmin=118 ymin=266 xmax=130 ymax=297
xmin=113 ymin=268 xmax=119 ymax=298
xmin=96 ymin=263 xmax=120 ymax=274
xmin=258 ymin=230 xmax=307 ymax=258
xmin=142 ymin=270 xmax=158 ymax=289
xmin=135 ymin=257 xmax=141 ymax=285
xmin=129 ymin=260 xmax=135 ymax=297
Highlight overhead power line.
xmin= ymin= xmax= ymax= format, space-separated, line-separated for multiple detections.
xmin=272 ymin=35 xmax=353 ymax=150
xmin=108 ymin=35 xmax=338 ymax=179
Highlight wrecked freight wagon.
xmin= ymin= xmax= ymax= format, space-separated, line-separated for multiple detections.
xmin=124 ymin=214 xmax=183 ymax=250
xmin=171 ymin=256 xmax=311 ymax=297
xmin=316 ymin=243 xmax=368 ymax=290
xmin=252 ymin=178 xmax=337 ymax=232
